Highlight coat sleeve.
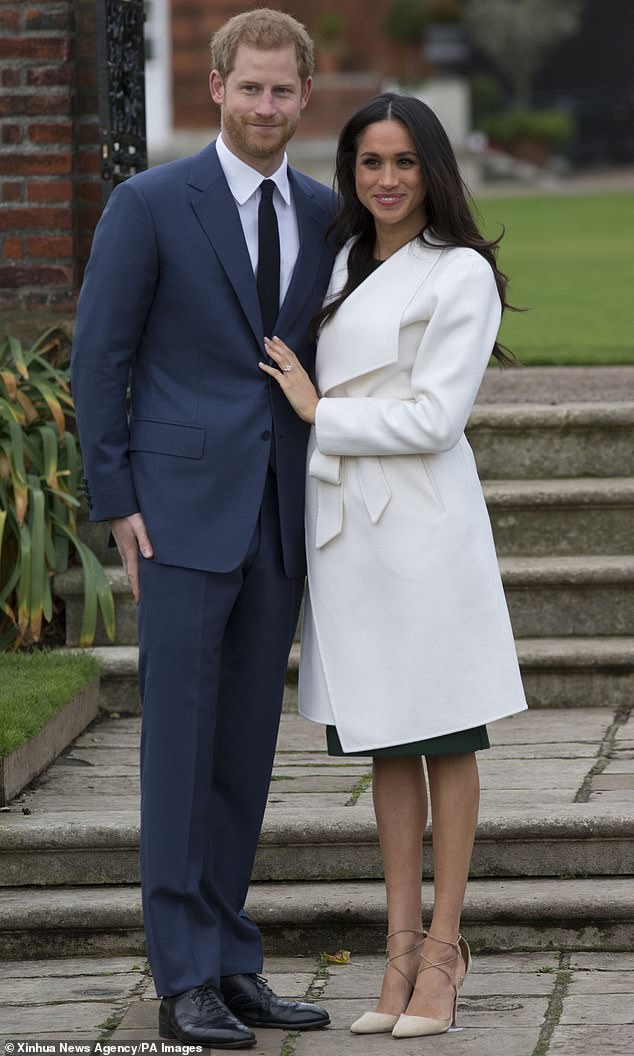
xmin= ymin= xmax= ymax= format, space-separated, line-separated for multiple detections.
xmin=314 ymin=253 xmax=501 ymax=457
xmin=71 ymin=181 xmax=159 ymax=521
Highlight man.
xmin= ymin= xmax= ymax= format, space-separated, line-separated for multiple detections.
xmin=72 ymin=9 xmax=336 ymax=1049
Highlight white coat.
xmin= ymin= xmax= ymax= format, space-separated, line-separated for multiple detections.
xmin=298 ymin=237 xmax=527 ymax=752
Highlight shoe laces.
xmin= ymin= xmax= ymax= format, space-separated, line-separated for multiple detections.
xmin=252 ymin=974 xmax=274 ymax=996
xmin=190 ymin=983 xmax=224 ymax=1014
xmin=245 ymin=973 xmax=277 ymax=1008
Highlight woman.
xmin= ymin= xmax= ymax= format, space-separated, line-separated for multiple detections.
xmin=259 ymin=92 xmax=527 ymax=1039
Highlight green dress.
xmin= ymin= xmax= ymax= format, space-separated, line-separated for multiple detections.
xmin=326 ymin=724 xmax=489 ymax=758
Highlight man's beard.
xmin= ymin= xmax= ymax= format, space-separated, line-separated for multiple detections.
xmin=222 ymin=109 xmax=300 ymax=159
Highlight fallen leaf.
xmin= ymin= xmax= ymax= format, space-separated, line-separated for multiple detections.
xmin=321 ymin=949 xmax=351 ymax=965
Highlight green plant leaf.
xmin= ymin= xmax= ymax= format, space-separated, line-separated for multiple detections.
xmin=29 ymin=325 xmax=71 ymax=362
xmin=1 ymin=326 xmax=101 ymax=649
xmin=53 ymin=520 xmax=116 ymax=646
xmin=6 ymin=423 xmax=28 ymax=525
xmin=25 ymin=376 xmax=66 ymax=436
xmin=16 ymin=519 xmax=32 ymax=637
xmin=51 ymin=495 xmax=70 ymax=570
xmin=0 ymin=370 xmax=17 ymax=401
xmin=37 ymin=424 xmax=60 ymax=489
xmin=15 ymin=389 xmax=38 ymax=423
xmin=0 ymin=396 xmax=23 ymax=425
xmin=7 ymin=335 xmax=29 ymax=380
xmin=26 ymin=474 xmax=46 ymax=640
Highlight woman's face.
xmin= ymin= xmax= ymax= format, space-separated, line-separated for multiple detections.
xmin=354 ymin=119 xmax=427 ymax=242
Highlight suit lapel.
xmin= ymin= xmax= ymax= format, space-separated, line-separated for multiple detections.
xmin=187 ymin=142 xmax=263 ymax=345
xmin=275 ymin=169 xmax=331 ymax=337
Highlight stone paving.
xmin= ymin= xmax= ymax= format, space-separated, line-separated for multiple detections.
xmin=2 ymin=950 xmax=634 ymax=1055
xmin=2 ymin=705 xmax=634 ymax=1054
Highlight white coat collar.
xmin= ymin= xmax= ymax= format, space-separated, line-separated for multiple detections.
xmin=316 ymin=236 xmax=445 ymax=395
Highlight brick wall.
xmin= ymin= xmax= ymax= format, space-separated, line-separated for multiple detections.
xmin=170 ymin=0 xmax=413 ymax=134
xmin=0 ymin=0 xmax=102 ymax=338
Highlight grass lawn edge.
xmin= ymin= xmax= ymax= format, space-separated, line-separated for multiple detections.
xmin=0 ymin=675 xmax=100 ymax=806
xmin=0 ymin=651 xmax=101 ymax=806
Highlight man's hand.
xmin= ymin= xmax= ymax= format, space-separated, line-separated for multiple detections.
xmin=110 ymin=512 xmax=154 ymax=602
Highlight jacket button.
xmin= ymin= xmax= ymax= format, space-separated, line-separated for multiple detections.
xmin=261 ymin=430 xmax=271 ymax=441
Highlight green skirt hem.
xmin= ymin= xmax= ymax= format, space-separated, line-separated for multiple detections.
xmin=326 ymin=724 xmax=490 ymax=758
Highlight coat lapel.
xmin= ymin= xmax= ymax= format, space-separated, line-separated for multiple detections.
xmin=187 ymin=141 xmax=263 ymax=345
xmin=316 ymin=239 xmax=445 ymax=394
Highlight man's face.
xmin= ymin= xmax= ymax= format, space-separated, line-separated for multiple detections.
xmin=210 ymin=44 xmax=312 ymax=172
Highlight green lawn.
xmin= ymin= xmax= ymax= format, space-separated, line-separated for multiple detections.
xmin=0 ymin=651 xmax=99 ymax=756
xmin=475 ymin=191 xmax=634 ymax=364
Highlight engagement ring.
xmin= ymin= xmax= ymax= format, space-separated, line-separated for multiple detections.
xmin=281 ymin=363 xmax=293 ymax=373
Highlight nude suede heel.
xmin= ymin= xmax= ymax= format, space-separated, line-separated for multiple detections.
xmin=350 ymin=929 xmax=426 ymax=1034
xmin=392 ymin=933 xmax=471 ymax=1038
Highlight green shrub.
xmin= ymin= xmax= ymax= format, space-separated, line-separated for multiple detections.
xmin=315 ymin=12 xmax=345 ymax=42
xmin=385 ymin=0 xmax=463 ymax=41
xmin=481 ymin=109 xmax=576 ymax=149
xmin=0 ymin=327 xmax=114 ymax=649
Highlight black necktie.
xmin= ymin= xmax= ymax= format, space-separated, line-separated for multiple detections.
xmin=257 ymin=179 xmax=280 ymax=338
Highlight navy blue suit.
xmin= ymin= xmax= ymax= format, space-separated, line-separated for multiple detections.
xmin=71 ymin=141 xmax=336 ymax=995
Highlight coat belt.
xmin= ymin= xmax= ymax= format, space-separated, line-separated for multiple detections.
xmin=308 ymin=448 xmax=392 ymax=548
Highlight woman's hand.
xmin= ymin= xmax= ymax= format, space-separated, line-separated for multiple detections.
xmin=259 ymin=336 xmax=319 ymax=424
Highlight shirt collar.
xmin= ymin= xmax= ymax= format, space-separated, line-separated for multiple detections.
xmin=216 ymin=134 xmax=291 ymax=205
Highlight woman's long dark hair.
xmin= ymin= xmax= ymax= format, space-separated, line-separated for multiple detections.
xmin=315 ymin=92 xmax=515 ymax=364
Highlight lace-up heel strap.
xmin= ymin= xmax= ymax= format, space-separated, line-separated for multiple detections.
xmin=385 ymin=929 xmax=427 ymax=988
xmin=422 ymin=933 xmax=471 ymax=985
xmin=416 ymin=933 xmax=462 ymax=995
xmin=385 ymin=928 xmax=427 ymax=950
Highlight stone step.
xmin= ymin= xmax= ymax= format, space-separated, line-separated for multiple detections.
xmin=85 ymin=636 xmax=634 ymax=714
xmin=1 ymin=806 xmax=632 ymax=888
xmin=58 ymin=478 xmax=634 ymax=647
xmin=1 ymin=877 xmax=632 ymax=959
xmin=289 ymin=637 xmax=634 ymax=709
xmin=74 ymin=646 xmax=141 ymax=713
xmin=58 ymin=549 xmax=633 ymax=654
xmin=467 ymin=402 xmax=634 ymax=479
xmin=516 ymin=636 xmax=634 ymax=708
xmin=55 ymin=566 xmax=137 ymax=647
xmin=500 ymin=556 xmax=634 ymax=637
xmin=67 ymin=646 xmax=297 ymax=715
xmin=77 ymin=516 xmax=119 ymax=567
xmin=485 ymin=478 xmax=634 ymax=555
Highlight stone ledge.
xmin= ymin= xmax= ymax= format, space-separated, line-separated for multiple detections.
xmin=500 ymin=555 xmax=634 ymax=584
xmin=470 ymin=401 xmax=634 ymax=427
xmin=517 ymin=637 xmax=634 ymax=667
xmin=484 ymin=477 xmax=634 ymax=506
xmin=2 ymin=878 xmax=632 ymax=959
xmin=1 ymin=806 xmax=632 ymax=886
xmin=65 ymin=646 xmax=141 ymax=714
xmin=0 ymin=678 xmax=99 ymax=807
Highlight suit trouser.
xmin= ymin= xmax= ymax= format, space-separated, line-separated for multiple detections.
xmin=137 ymin=472 xmax=303 ymax=997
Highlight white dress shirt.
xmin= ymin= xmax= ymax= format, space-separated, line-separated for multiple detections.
xmin=215 ymin=134 xmax=300 ymax=309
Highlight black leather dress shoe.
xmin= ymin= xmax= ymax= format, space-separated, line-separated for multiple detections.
xmin=159 ymin=983 xmax=256 ymax=1049
xmin=220 ymin=973 xmax=330 ymax=1030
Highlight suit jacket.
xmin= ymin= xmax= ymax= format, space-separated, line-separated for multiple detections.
xmin=298 ymin=238 xmax=527 ymax=751
xmin=71 ymin=141 xmax=337 ymax=577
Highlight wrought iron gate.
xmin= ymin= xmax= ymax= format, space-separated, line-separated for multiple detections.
xmin=96 ymin=0 xmax=148 ymax=197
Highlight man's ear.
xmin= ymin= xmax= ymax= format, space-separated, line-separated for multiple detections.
xmin=300 ymin=76 xmax=313 ymax=111
xmin=209 ymin=69 xmax=224 ymax=105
